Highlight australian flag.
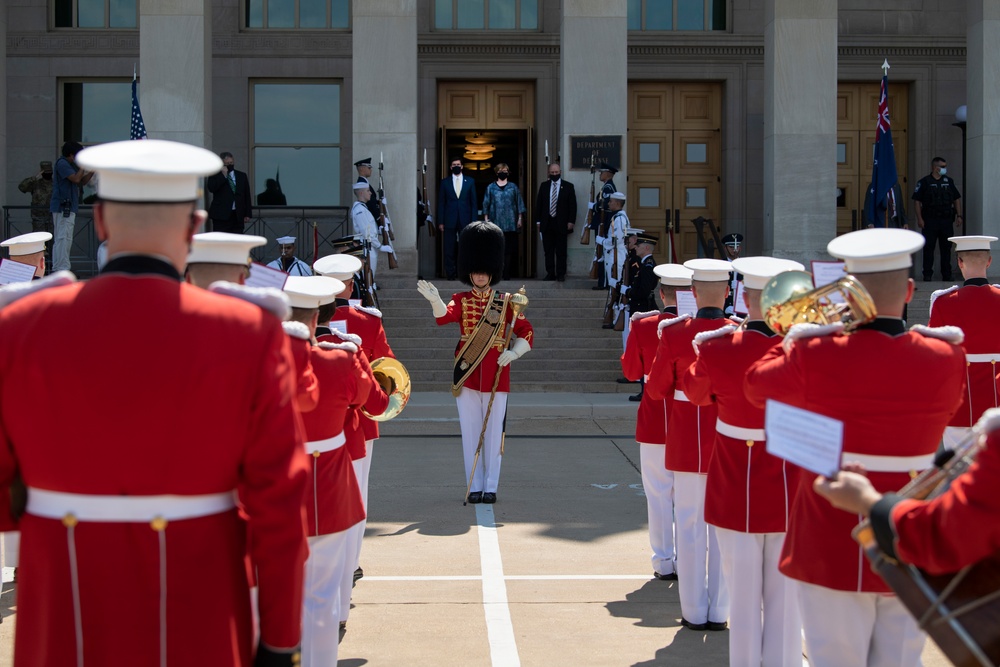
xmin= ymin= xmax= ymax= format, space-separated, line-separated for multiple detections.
xmin=130 ymin=75 xmax=148 ymax=140
xmin=865 ymin=72 xmax=899 ymax=227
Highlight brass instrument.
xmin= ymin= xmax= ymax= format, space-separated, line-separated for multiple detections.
xmin=361 ymin=357 xmax=411 ymax=421
xmin=760 ymin=270 xmax=877 ymax=336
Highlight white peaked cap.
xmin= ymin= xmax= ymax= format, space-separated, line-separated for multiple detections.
xmin=283 ymin=276 xmax=345 ymax=309
xmin=313 ymin=254 xmax=362 ymax=281
xmin=827 ymin=228 xmax=925 ymax=274
xmin=352 ymin=182 xmax=369 ymax=190
xmin=75 ymin=139 xmax=222 ymax=202
xmin=653 ymin=263 xmax=694 ymax=287
xmin=276 ymin=236 xmax=296 ymax=245
xmin=949 ymin=235 xmax=997 ymax=252
xmin=609 ymin=192 xmax=626 ymax=201
xmin=2 ymin=232 xmax=52 ymax=256
xmin=188 ymin=232 xmax=266 ymax=266
xmin=683 ymin=258 xmax=733 ymax=282
xmin=731 ymin=256 xmax=806 ymax=290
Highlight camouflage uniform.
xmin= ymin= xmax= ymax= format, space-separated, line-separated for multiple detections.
xmin=18 ymin=162 xmax=55 ymax=241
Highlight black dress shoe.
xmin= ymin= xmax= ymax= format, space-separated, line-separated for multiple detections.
xmin=557 ymin=276 xmax=565 ymax=282
xmin=592 ymin=285 xmax=605 ymax=291
xmin=653 ymin=571 xmax=677 ymax=581
xmin=353 ymin=567 xmax=364 ymax=582
xmin=616 ymin=377 xmax=638 ymax=384
xmin=680 ymin=618 xmax=707 ymax=631
xmin=629 ymin=392 xmax=643 ymax=402
xmin=706 ymin=621 xmax=728 ymax=631
xmin=601 ymin=323 xmax=615 ymax=329
xmin=467 ymin=491 xmax=483 ymax=504
xmin=543 ymin=274 xmax=556 ymax=281
xmin=482 ymin=492 xmax=497 ymax=504
xmin=923 ymin=275 xmax=933 ymax=282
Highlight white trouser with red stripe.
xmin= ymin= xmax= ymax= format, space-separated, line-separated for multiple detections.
xmin=456 ymin=387 xmax=508 ymax=494
xmin=303 ymin=530 xmax=349 ymax=667
xmin=796 ymin=580 xmax=925 ymax=667
xmin=715 ymin=529 xmax=801 ymax=667
xmin=350 ymin=439 xmax=375 ymax=574
xmin=639 ymin=443 xmax=675 ymax=576
xmin=673 ymin=472 xmax=729 ymax=624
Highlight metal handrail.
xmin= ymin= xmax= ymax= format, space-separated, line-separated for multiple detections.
xmin=3 ymin=205 xmax=350 ymax=278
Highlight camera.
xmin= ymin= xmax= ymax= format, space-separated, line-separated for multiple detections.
xmin=61 ymin=200 xmax=71 ymax=218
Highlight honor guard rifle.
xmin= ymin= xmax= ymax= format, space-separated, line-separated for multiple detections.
xmin=581 ymin=152 xmax=595 ymax=246
xmin=378 ymin=153 xmax=399 ymax=270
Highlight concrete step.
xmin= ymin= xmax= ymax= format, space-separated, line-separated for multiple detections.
xmin=406 ymin=368 xmax=627 ymax=384
xmin=399 ymin=357 xmax=622 ymax=372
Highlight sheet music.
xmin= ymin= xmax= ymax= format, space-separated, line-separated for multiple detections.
xmin=0 ymin=259 xmax=36 ymax=285
xmin=765 ymin=399 xmax=844 ymax=478
xmin=676 ymin=290 xmax=697 ymax=316
xmin=245 ymin=263 xmax=288 ymax=290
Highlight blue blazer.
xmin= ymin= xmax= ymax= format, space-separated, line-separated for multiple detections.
xmin=437 ymin=175 xmax=478 ymax=230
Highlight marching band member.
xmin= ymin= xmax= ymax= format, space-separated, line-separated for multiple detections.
xmin=620 ymin=264 xmax=693 ymax=582
xmin=282 ymin=275 xmax=368 ymax=667
xmin=314 ymin=253 xmax=396 ymax=585
xmin=816 ymin=407 xmax=1000 ymax=577
xmin=0 ymin=140 xmax=309 ymax=666
xmin=417 ymin=221 xmax=533 ymax=504
xmin=0 ymin=232 xmax=51 ymax=281
xmin=928 ymin=235 xmax=1000 ymax=449
xmin=185 ymin=231 xmax=267 ymax=288
xmin=645 ymin=257 xmax=736 ymax=631
xmin=745 ymin=228 xmax=966 ymax=667
xmin=682 ymin=256 xmax=804 ymax=667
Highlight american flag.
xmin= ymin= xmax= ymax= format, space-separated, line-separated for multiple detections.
xmin=865 ymin=69 xmax=899 ymax=227
xmin=130 ymin=75 xmax=147 ymax=140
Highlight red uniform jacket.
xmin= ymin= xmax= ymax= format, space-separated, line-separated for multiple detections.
xmin=621 ymin=308 xmax=676 ymax=444
xmin=879 ymin=427 xmax=1000 ymax=575
xmin=330 ymin=301 xmax=395 ymax=441
xmin=0 ymin=259 xmax=309 ymax=666
xmin=745 ymin=319 xmax=966 ymax=592
xmin=646 ymin=311 xmax=735 ymax=473
xmin=437 ymin=289 xmax=534 ymax=394
xmin=683 ymin=321 xmax=794 ymax=533
xmin=286 ymin=330 xmax=320 ymax=413
xmin=928 ymin=280 xmax=1000 ymax=427
xmin=300 ymin=344 xmax=369 ymax=535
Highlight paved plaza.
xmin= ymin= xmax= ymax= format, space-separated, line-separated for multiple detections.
xmin=0 ymin=393 xmax=955 ymax=666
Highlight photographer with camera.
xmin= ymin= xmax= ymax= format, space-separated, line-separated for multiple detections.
xmin=48 ymin=140 xmax=93 ymax=272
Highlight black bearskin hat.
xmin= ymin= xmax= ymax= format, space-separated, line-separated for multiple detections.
xmin=458 ymin=221 xmax=504 ymax=286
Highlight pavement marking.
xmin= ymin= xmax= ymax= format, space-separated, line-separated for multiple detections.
xmin=476 ymin=504 xmax=521 ymax=667
xmin=364 ymin=574 xmax=654 ymax=582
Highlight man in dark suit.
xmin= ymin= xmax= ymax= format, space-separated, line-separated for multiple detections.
xmin=437 ymin=157 xmax=478 ymax=280
xmin=534 ymin=161 xmax=577 ymax=281
xmin=206 ymin=151 xmax=253 ymax=234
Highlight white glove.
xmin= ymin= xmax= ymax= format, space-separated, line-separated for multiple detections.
xmin=417 ymin=280 xmax=448 ymax=318
xmin=595 ymin=235 xmax=606 ymax=245
xmin=383 ymin=215 xmax=391 ymax=227
xmin=497 ymin=336 xmax=531 ymax=367
xmin=426 ymin=214 xmax=433 ymax=223
xmin=381 ymin=197 xmax=388 ymax=205
xmin=587 ymin=202 xmax=594 ymax=210
xmin=379 ymin=244 xmax=394 ymax=253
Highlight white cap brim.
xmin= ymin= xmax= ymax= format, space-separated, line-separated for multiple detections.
xmin=731 ymin=257 xmax=806 ymax=290
xmin=313 ymin=254 xmax=362 ymax=281
xmin=949 ymin=235 xmax=997 ymax=252
xmin=827 ymin=229 xmax=925 ymax=274
xmin=683 ymin=258 xmax=733 ymax=282
xmin=283 ymin=275 xmax=344 ymax=309
xmin=187 ymin=233 xmax=267 ymax=265
xmin=2 ymin=232 xmax=52 ymax=256
xmin=653 ymin=263 xmax=694 ymax=287
xmin=76 ymin=139 xmax=222 ymax=202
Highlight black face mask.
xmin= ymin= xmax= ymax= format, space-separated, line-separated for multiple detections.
xmin=451 ymin=166 xmax=463 ymax=175
xmin=549 ymin=174 xmax=560 ymax=182
xmin=497 ymin=172 xmax=509 ymax=180
xmin=225 ymin=164 xmax=235 ymax=171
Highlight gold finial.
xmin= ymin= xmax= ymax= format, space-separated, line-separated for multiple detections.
xmin=510 ymin=285 xmax=529 ymax=314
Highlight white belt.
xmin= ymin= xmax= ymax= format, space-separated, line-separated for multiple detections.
xmin=673 ymin=389 xmax=689 ymax=402
xmin=27 ymin=488 xmax=236 ymax=524
xmin=840 ymin=452 xmax=934 ymax=473
xmin=643 ymin=374 xmax=650 ymax=382
xmin=306 ymin=431 xmax=345 ymax=456
xmin=716 ymin=419 xmax=765 ymax=442
xmin=966 ymin=353 xmax=1000 ymax=363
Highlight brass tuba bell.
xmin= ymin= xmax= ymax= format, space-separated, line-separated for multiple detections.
xmin=760 ymin=270 xmax=877 ymax=336
xmin=361 ymin=357 xmax=411 ymax=421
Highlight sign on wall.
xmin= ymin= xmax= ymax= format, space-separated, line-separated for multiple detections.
xmin=568 ymin=135 xmax=622 ymax=171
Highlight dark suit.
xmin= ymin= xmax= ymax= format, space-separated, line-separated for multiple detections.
xmin=437 ymin=175 xmax=478 ymax=279
xmin=535 ymin=178 xmax=577 ymax=279
xmin=207 ymin=169 xmax=253 ymax=234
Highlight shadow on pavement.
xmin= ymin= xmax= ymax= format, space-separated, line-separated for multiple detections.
xmin=605 ymin=579 xmax=680 ymax=629
xmin=631 ymin=626 xmax=729 ymax=667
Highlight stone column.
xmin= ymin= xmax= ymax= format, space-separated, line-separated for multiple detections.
xmin=966 ymin=1 xmax=1000 ymax=237
xmin=764 ymin=0 xmax=837 ymax=262
xmin=353 ymin=0 xmax=418 ymax=273
xmin=139 ymin=0 xmax=212 ymax=148
xmin=561 ymin=0 xmax=628 ymax=278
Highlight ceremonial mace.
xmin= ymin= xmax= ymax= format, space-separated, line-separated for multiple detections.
xmin=463 ymin=286 xmax=529 ymax=505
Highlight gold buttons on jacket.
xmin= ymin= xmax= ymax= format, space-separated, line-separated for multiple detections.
xmin=313 ymin=450 xmax=321 ymax=458
xmin=150 ymin=516 xmax=168 ymax=532
xmin=746 ymin=440 xmax=754 ymax=447
xmin=62 ymin=513 xmax=79 ymax=528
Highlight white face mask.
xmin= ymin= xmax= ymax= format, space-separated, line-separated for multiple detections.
xmin=939 ymin=167 xmax=948 ymax=176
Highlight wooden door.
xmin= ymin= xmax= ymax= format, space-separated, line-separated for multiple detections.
xmin=627 ymin=82 xmax=723 ymax=263
xmin=837 ymin=82 xmax=909 ymax=235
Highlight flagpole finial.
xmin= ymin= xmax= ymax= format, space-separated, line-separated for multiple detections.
xmin=882 ymin=59 xmax=890 ymax=75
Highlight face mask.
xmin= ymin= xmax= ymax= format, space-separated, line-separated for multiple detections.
xmin=225 ymin=164 xmax=235 ymax=171
xmin=497 ymin=172 xmax=509 ymax=180
xmin=451 ymin=165 xmax=462 ymax=175
xmin=549 ymin=174 xmax=560 ymax=182
xmin=939 ymin=167 xmax=947 ymax=176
